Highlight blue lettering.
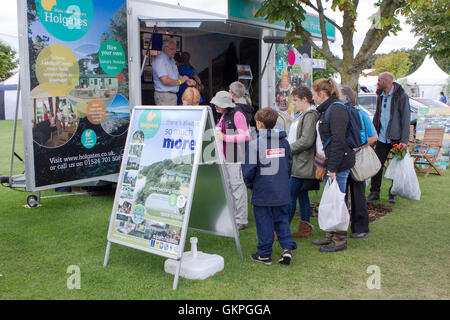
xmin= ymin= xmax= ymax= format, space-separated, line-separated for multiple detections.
xmin=162 ymin=138 xmax=195 ymax=150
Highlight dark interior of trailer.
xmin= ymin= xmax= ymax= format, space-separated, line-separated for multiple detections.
xmin=140 ymin=21 xmax=260 ymax=117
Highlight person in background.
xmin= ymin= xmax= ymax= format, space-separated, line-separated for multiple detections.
xmin=48 ymin=110 xmax=57 ymax=140
xmin=181 ymin=87 xmax=201 ymax=106
xmin=241 ymin=107 xmax=297 ymax=265
xmin=340 ymin=85 xmax=378 ymax=239
xmin=176 ymin=51 xmax=204 ymax=105
xmin=287 ymin=86 xmax=319 ymax=238
xmin=311 ymin=78 xmax=355 ymax=253
xmin=367 ymin=72 xmax=411 ymax=204
xmin=43 ymin=103 xmax=49 ymax=121
xmin=229 ymin=81 xmax=255 ymax=127
xmin=56 ymin=106 xmax=64 ymax=135
xmin=211 ymin=91 xmax=250 ymax=231
xmin=152 ymin=39 xmax=196 ymax=105
xmin=439 ymin=92 xmax=447 ymax=104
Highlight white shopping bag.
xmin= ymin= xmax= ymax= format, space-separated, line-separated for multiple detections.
xmin=318 ymin=179 xmax=350 ymax=232
xmin=384 ymin=152 xmax=421 ymax=200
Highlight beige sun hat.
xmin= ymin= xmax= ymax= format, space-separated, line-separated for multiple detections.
xmin=210 ymin=91 xmax=236 ymax=108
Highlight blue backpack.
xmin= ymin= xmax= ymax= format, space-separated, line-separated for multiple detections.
xmin=323 ymin=101 xmax=367 ymax=149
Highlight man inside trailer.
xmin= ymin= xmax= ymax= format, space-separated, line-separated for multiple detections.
xmin=152 ymin=39 xmax=196 ymax=105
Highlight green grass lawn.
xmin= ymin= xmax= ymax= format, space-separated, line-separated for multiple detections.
xmin=0 ymin=120 xmax=449 ymax=299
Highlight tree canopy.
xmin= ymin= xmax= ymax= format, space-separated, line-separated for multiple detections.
xmin=312 ymin=50 xmax=337 ymax=81
xmin=371 ymin=51 xmax=412 ymax=79
xmin=407 ymin=0 xmax=449 ymax=70
xmin=256 ymin=0 xmax=425 ymax=91
xmin=0 ymin=41 xmax=18 ymax=82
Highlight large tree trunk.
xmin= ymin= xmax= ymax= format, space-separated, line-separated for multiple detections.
xmin=339 ymin=70 xmax=361 ymax=102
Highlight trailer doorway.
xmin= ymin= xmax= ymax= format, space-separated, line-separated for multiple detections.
xmin=139 ymin=21 xmax=261 ymax=113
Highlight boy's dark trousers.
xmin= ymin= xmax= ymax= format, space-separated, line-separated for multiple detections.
xmin=347 ymin=176 xmax=370 ymax=234
xmin=370 ymin=141 xmax=392 ymax=193
xmin=253 ymin=205 xmax=297 ymax=257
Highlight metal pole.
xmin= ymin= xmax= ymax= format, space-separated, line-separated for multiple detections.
xmin=103 ymin=241 xmax=111 ymax=267
xmin=172 ymin=260 xmax=182 ymax=290
xmin=234 ymin=233 xmax=243 ymax=260
xmin=9 ymin=76 xmax=20 ymax=183
xmin=260 ymin=43 xmax=274 ymax=79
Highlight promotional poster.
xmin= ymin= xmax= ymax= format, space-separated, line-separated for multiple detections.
xmin=108 ymin=108 xmax=204 ymax=258
xmin=24 ymin=0 xmax=129 ymax=189
xmin=274 ymin=43 xmax=312 ymax=132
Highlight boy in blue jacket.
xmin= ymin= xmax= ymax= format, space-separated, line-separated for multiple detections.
xmin=241 ymin=108 xmax=297 ymax=265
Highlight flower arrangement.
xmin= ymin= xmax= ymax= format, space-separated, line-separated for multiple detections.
xmin=392 ymin=144 xmax=407 ymax=160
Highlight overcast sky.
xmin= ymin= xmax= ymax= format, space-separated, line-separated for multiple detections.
xmin=0 ymin=0 xmax=419 ymax=57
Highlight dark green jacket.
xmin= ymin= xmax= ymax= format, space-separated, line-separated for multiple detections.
xmin=290 ymin=108 xmax=320 ymax=179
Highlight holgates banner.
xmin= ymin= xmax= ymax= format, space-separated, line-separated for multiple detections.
xmin=107 ymin=107 xmax=204 ymax=258
xmin=20 ymin=0 xmax=129 ymax=190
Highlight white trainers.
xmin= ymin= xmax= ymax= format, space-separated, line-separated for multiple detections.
xmin=251 ymin=253 xmax=272 ymax=265
xmin=278 ymin=249 xmax=292 ymax=265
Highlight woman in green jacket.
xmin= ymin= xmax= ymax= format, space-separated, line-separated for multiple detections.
xmin=287 ymin=86 xmax=320 ymax=238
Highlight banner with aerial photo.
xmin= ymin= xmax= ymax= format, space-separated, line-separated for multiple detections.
xmin=108 ymin=108 xmax=204 ymax=258
xmin=24 ymin=0 xmax=129 ymax=189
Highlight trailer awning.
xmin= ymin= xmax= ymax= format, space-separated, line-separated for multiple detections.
xmin=143 ymin=19 xmax=285 ymax=40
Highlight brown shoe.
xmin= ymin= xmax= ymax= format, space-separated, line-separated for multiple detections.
xmin=312 ymin=232 xmax=334 ymax=246
xmin=319 ymin=242 xmax=347 ymax=252
xmin=292 ymin=221 xmax=314 ymax=238
xmin=332 ymin=231 xmax=348 ymax=247
xmin=319 ymin=231 xmax=348 ymax=252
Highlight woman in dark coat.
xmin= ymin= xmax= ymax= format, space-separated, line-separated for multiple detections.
xmin=311 ymin=78 xmax=355 ymax=253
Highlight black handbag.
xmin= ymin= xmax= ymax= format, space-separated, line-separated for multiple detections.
xmin=300 ymin=178 xmax=320 ymax=191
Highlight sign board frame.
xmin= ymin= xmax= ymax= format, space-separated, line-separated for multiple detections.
xmin=104 ymin=106 xmax=242 ymax=290
xmin=17 ymin=0 xmax=130 ymax=191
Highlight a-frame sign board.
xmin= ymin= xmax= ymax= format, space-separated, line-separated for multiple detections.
xmin=104 ymin=106 xmax=242 ymax=290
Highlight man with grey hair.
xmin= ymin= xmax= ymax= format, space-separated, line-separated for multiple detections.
xmin=367 ymin=72 xmax=411 ymax=204
xmin=152 ymin=39 xmax=196 ymax=105
xmin=229 ymin=81 xmax=255 ymax=127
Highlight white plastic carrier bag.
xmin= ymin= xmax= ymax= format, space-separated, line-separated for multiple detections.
xmin=318 ymin=179 xmax=350 ymax=232
xmin=384 ymin=152 xmax=421 ymax=200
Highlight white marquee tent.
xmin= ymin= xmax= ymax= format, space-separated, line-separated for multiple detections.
xmin=397 ymin=55 xmax=449 ymax=99
xmin=358 ymin=69 xmax=378 ymax=92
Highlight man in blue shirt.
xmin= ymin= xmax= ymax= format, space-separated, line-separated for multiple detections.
xmin=341 ymin=85 xmax=378 ymax=239
xmin=152 ymin=39 xmax=196 ymax=105
xmin=368 ymin=72 xmax=410 ymax=204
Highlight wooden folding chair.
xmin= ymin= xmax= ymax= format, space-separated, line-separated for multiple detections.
xmin=408 ymin=124 xmax=416 ymax=153
xmin=410 ymin=127 xmax=445 ymax=178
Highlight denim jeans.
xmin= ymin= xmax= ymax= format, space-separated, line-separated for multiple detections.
xmin=323 ymin=169 xmax=350 ymax=193
xmin=287 ymin=177 xmax=311 ymax=223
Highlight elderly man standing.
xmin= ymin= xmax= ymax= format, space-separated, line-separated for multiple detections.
xmin=152 ymin=39 xmax=196 ymax=105
xmin=367 ymin=72 xmax=411 ymax=204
